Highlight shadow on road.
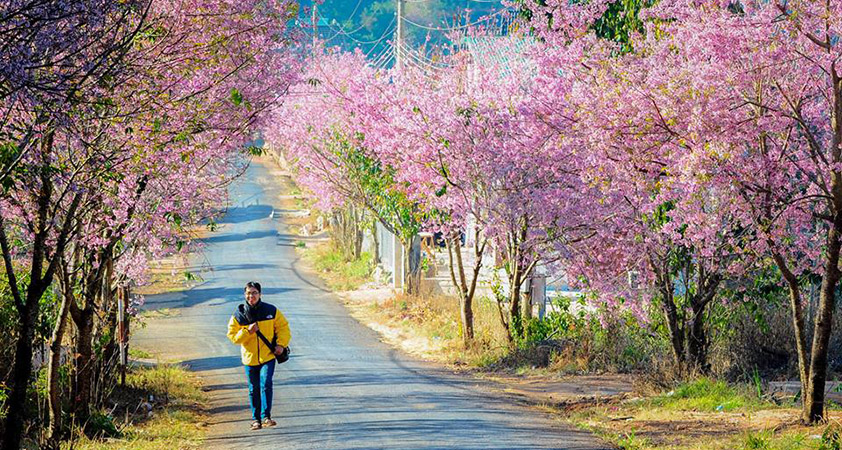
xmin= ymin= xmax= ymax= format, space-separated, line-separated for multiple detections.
xmin=144 ymin=286 xmax=297 ymax=309
xmin=287 ymin=256 xmax=331 ymax=293
xmin=202 ymin=229 xmax=277 ymax=245
xmin=216 ymin=204 xmax=274 ymax=225
xmin=181 ymin=356 xmax=243 ymax=371
xmin=210 ymin=263 xmax=276 ymax=272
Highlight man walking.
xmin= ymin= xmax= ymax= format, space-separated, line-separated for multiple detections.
xmin=227 ymin=281 xmax=291 ymax=430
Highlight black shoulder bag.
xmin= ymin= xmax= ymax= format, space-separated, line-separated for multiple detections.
xmin=256 ymin=329 xmax=290 ymax=364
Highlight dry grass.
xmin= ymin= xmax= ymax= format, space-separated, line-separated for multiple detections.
xmin=338 ymin=288 xmax=512 ymax=367
xmin=577 ymin=407 xmax=842 ymax=449
xmin=65 ymin=363 xmax=208 ymax=450
xmin=134 ymin=230 xmax=209 ymax=297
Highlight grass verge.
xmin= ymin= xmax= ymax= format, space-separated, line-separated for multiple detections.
xmin=566 ymin=378 xmax=842 ymax=449
xmin=66 ymin=363 xmax=207 ymax=449
xmin=301 ymin=242 xmax=373 ymax=291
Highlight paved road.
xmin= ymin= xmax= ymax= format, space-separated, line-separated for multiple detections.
xmin=134 ymin=160 xmax=609 ymax=450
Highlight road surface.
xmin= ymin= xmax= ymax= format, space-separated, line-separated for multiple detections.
xmin=134 ymin=160 xmax=610 ymax=449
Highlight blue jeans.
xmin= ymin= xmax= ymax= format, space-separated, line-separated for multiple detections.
xmin=244 ymin=359 xmax=275 ymax=421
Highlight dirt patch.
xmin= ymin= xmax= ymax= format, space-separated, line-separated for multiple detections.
xmin=483 ymin=373 xmax=636 ymax=407
xmin=338 ymin=287 xmax=451 ymax=361
xmin=574 ymin=403 xmax=842 ymax=448
xmin=625 ymin=417 xmax=743 ymax=446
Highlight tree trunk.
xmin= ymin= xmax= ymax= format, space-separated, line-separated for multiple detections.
xmin=661 ymin=295 xmax=684 ymax=369
xmin=333 ymin=205 xmax=365 ymax=261
xmin=770 ymin=248 xmax=812 ymax=424
xmin=47 ymin=282 xmax=72 ymax=447
xmin=353 ymin=206 xmax=363 ymax=260
xmin=118 ymin=287 xmax=130 ymax=386
xmin=371 ymin=221 xmax=380 ymax=265
xmin=464 ymin=236 xmax=486 ymax=344
xmin=687 ymin=270 xmax=720 ymax=374
xmin=447 ymin=234 xmax=480 ymax=344
xmin=805 ymin=211 xmax=842 ymax=423
xmin=687 ymin=301 xmax=709 ymax=373
xmin=2 ymin=299 xmax=39 ymax=450
xmin=402 ymin=235 xmax=421 ymax=296
xmin=653 ymin=257 xmax=684 ymax=370
xmin=491 ymin=253 xmax=513 ymax=343
xmin=509 ymin=262 xmax=523 ymax=340
xmin=71 ymin=305 xmax=95 ymax=421
xmin=505 ymin=217 xmax=535 ymax=341
xmin=801 ymin=63 xmax=842 ymax=424
xmin=2 ymin=133 xmax=79 ymax=450
xmin=460 ymin=285 xmax=475 ymax=344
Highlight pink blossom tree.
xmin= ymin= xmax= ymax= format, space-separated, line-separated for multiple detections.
xmin=515 ymin=0 xmax=756 ymax=374
xmin=0 ymin=0 xmax=303 ymax=446
xmin=635 ymin=0 xmax=842 ymax=423
xmin=530 ymin=0 xmax=841 ymax=421
xmin=269 ymin=50 xmax=431 ymax=294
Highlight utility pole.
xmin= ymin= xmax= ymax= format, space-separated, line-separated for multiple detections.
xmin=395 ymin=0 xmax=404 ymax=70
xmin=312 ymin=3 xmax=318 ymax=50
xmin=117 ymin=286 xmax=129 ymax=386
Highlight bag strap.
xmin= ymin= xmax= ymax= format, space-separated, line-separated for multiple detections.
xmin=255 ymin=329 xmax=275 ymax=350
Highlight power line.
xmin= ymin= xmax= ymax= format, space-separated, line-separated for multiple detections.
xmin=401 ymin=7 xmax=512 ymax=31
xmin=373 ymin=50 xmax=395 ymax=71
xmin=395 ymin=43 xmax=452 ymax=77
xmin=398 ymin=42 xmax=452 ymax=71
xmin=369 ymin=46 xmax=393 ymax=68
xmin=331 ymin=27 xmax=398 ymax=45
xmin=362 ymin=16 xmax=398 ymax=57
xmin=320 ymin=0 xmax=366 ymax=41
xmin=323 ymin=21 xmax=370 ymax=42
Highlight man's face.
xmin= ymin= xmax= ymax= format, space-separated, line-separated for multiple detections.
xmin=245 ymin=287 xmax=261 ymax=306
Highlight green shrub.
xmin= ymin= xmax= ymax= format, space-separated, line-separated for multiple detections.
xmin=616 ymin=430 xmax=648 ymax=449
xmin=0 ymin=382 xmax=8 ymax=419
xmin=648 ymin=378 xmax=768 ymax=412
xmin=820 ymin=423 xmax=842 ymax=450
xmin=742 ymin=431 xmax=771 ymax=449
xmin=515 ymin=294 xmax=667 ymax=374
xmin=86 ymin=411 xmax=120 ymax=438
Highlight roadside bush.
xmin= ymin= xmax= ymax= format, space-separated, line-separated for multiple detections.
xmin=820 ymin=423 xmax=842 ymax=450
xmin=712 ymin=300 xmax=796 ymax=381
xmin=494 ymin=295 xmax=669 ymax=374
xmin=711 ymin=288 xmax=842 ymax=382
xmin=85 ymin=411 xmax=120 ymax=439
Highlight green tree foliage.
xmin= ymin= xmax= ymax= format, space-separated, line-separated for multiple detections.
xmin=329 ymin=132 xmax=424 ymax=246
xmin=592 ymin=0 xmax=652 ymax=52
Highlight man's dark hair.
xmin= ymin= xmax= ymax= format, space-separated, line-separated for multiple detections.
xmin=245 ymin=281 xmax=262 ymax=293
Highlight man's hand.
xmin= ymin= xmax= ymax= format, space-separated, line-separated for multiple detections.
xmin=247 ymin=323 xmax=258 ymax=334
xmin=273 ymin=345 xmax=286 ymax=356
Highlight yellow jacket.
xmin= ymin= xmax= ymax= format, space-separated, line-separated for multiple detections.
xmin=227 ymin=301 xmax=291 ymax=366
